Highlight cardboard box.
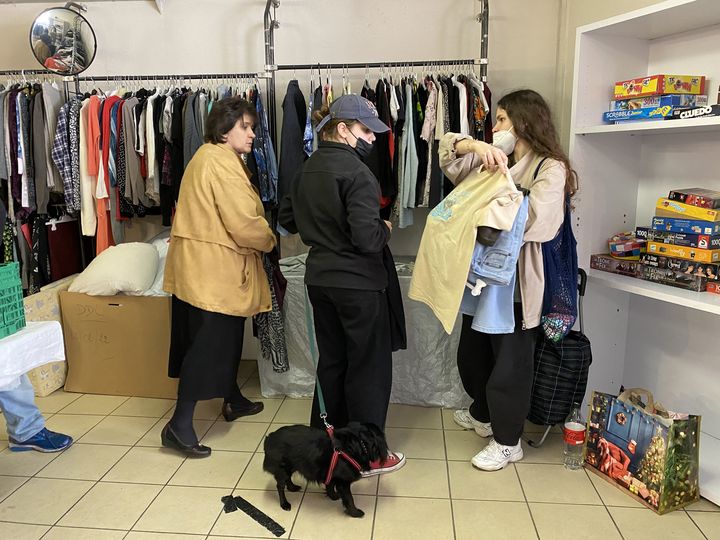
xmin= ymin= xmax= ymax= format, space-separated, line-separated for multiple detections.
xmin=603 ymin=106 xmax=674 ymax=123
xmin=590 ymin=254 xmax=642 ymax=277
xmin=655 ymin=198 xmax=720 ymax=222
xmin=667 ymin=104 xmax=720 ymax=120
xmin=640 ymin=265 xmax=707 ymax=291
xmin=707 ymin=282 xmax=720 ymax=295
xmin=59 ymin=291 xmax=177 ymax=398
xmin=640 ymin=253 xmax=719 ymax=281
xmin=613 ymin=75 xmax=706 ymax=99
xmin=646 ymin=230 xmax=720 ymax=250
xmin=668 ymin=188 xmax=720 ymax=209
xmin=647 ymin=242 xmax=720 ymax=263
xmin=610 ymin=95 xmax=708 ymax=111
xmin=651 ymin=217 xmax=720 ymax=235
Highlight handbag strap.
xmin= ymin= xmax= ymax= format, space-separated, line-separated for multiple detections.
xmin=618 ymin=387 xmax=656 ymax=413
xmin=532 ymin=157 xmax=548 ymax=181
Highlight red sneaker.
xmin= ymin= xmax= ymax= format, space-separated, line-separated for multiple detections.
xmin=360 ymin=451 xmax=406 ymax=477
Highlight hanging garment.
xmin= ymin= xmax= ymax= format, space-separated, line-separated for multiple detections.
xmin=183 ymin=92 xmax=203 ymax=169
xmin=17 ymin=89 xmax=36 ymax=212
xmin=0 ymin=87 xmax=7 ymax=181
xmin=278 ymin=80 xmax=307 ymax=201
xmin=68 ymin=98 xmax=82 ymax=212
xmin=482 ymin=82 xmax=493 ymax=142
xmin=78 ymin=98 xmax=97 ymax=235
xmin=51 ymin=101 xmax=74 ymax=209
xmin=302 ymin=81 xmax=315 ymax=157
xmin=364 ymin=79 xmax=394 ymax=212
xmin=399 ymin=82 xmax=418 ymax=229
xmin=253 ymin=251 xmax=289 ymax=373
xmin=17 ymin=220 xmax=32 ymax=289
xmin=252 ymin=90 xmax=278 ymax=205
xmin=47 ymin=218 xmax=82 ymax=281
xmin=31 ymin=90 xmax=49 ymax=215
xmin=41 ymin=82 xmax=63 ymax=192
xmin=420 ymin=78 xmax=437 ymax=207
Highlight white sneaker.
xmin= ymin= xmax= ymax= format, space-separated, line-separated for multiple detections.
xmin=453 ymin=409 xmax=493 ymax=437
xmin=471 ymin=439 xmax=523 ymax=471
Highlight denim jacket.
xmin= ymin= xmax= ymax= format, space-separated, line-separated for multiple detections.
xmin=461 ymin=196 xmax=530 ymax=334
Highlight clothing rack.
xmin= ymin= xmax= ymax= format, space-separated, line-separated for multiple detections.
xmin=74 ymin=72 xmax=267 ymax=82
xmin=275 ymin=59 xmax=482 ymax=71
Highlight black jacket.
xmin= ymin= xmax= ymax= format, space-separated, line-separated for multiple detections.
xmin=278 ymin=141 xmax=390 ymax=290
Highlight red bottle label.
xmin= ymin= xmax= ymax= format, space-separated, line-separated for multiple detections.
xmin=563 ymin=422 xmax=586 ymax=445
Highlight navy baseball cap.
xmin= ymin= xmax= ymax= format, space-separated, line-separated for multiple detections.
xmin=315 ymin=94 xmax=390 ymax=133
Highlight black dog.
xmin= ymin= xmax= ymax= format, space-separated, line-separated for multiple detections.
xmin=263 ymin=422 xmax=388 ymax=517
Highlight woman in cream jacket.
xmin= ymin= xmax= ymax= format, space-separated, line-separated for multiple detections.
xmin=162 ymin=97 xmax=276 ymax=457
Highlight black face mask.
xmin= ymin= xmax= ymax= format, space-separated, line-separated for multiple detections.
xmin=348 ymin=130 xmax=373 ymax=160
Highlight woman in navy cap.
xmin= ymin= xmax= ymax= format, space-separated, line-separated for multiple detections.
xmin=279 ymin=94 xmax=405 ymax=476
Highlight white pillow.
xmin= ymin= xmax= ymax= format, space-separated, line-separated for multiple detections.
xmin=68 ymin=242 xmax=160 ymax=296
xmin=143 ymin=237 xmax=171 ymax=297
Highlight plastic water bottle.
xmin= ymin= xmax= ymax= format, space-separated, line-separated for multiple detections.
xmin=563 ymin=402 xmax=585 ymax=470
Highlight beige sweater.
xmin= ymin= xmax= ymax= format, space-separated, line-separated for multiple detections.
xmin=438 ymin=133 xmax=567 ymax=329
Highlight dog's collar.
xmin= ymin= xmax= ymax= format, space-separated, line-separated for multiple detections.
xmin=324 ymin=426 xmax=363 ymax=485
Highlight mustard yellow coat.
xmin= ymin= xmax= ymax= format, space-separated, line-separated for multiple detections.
xmin=163 ymin=143 xmax=276 ymax=316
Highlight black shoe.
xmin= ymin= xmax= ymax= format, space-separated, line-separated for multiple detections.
xmin=161 ymin=423 xmax=211 ymax=457
xmin=222 ymin=401 xmax=264 ymax=422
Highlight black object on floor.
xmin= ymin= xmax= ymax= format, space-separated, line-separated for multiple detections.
xmin=220 ymin=495 xmax=286 ymax=537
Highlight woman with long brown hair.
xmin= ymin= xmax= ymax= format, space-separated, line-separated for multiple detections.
xmin=445 ymin=89 xmax=578 ymax=471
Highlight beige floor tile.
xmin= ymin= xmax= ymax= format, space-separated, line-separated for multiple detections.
xmin=0 ymin=440 xmax=6 ymax=451
xmin=240 ymin=377 xmax=265 ymax=399
xmin=43 ymin=526 xmax=128 ymax=539
xmin=0 ymin=416 xmax=8 ymax=440
xmin=232 ymin=398 xmax=283 ymax=424
xmin=517 ymin=464 xmax=601 ymax=505
xmin=444 ymin=429 xmax=485 ymax=461
xmin=0 ymin=475 xmax=28 ymax=502
xmin=373 ymin=496 xmax=454 ymax=540
xmin=442 ymin=408 xmax=464 ymax=430
xmin=79 ymin=416 xmax=157 ymax=445
xmin=688 ymin=511 xmax=720 ymax=538
xmin=127 ymin=533 xmax=207 ymax=540
xmin=127 ymin=533 xmax=206 ymax=540
xmin=163 ymin=398 xmax=224 ymax=421
xmin=237 ymin=452 xmax=287 ymax=491
xmin=521 ymin=434 xmax=565 ymax=465
xmin=36 ymin=443 xmax=129 ymax=481
xmin=386 ymin=404 xmax=442 ymax=429
xmin=59 ymin=482 xmax=162 ymax=530
xmin=0 ymin=521 xmax=50 ymax=539
xmin=586 ymin=468 xmax=644 ymax=508
xmin=134 ymin=485 xmax=227 ymax=535
xmin=378 ymin=458 xmax=449 ymax=498
xmin=44 ymin=414 xmax=106 ymax=440
xmin=136 ymin=418 xmax=214 ymax=448
xmin=306 ymin=474 xmax=379 ymax=496
xmin=201 ymin=420 xmax=269 ymax=452
xmin=609 ymin=507 xmax=705 ymax=539
xmin=35 ymin=390 xmax=83 ymax=414
xmin=453 ymin=500 xmax=537 ymax=540
xmin=385 ymin=427 xmax=446 ymax=460
xmin=211 ymin=488 xmax=301 ymax=538
xmin=103 ymin=446 xmax=186 ymax=484
xmin=0 ymin=447 xmax=60 ymax=476
xmin=0 ymin=477 xmax=93 ymax=524
xmin=687 ymin=497 xmax=720 ymax=512
xmin=59 ymin=394 xmax=129 ymax=415
xmin=448 ymin=461 xmax=524 ymax=501
xmin=291 ymin=492 xmax=376 ymax=537
xmin=273 ymin=398 xmax=312 ymax=424
xmin=169 ymin=450 xmax=252 ymax=488
xmin=530 ymin=502 xmax=621 ymax=539
xmin=112 ymin=397 xmax=175 ymax=418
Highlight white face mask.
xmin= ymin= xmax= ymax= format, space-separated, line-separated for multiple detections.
xmin=492 ymin=127 xmax=517 ymax=155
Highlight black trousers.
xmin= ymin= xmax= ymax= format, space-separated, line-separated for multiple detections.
xmin=456 ymin=304 xmax=538 ymax=446
xmin=307 ymin=285 xmax=393 ymax=431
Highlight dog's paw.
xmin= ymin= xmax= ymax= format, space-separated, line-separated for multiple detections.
xmin=281 ymin=501 xmax=291 ymax=511
xmin=346 ymin=507 xmax=365 ymax=518
xmin=286 ymin=482 xmax=301 ymax=492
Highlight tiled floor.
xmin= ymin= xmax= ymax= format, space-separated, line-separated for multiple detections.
xmin=0 ymin=361 xmax=718 ymax=539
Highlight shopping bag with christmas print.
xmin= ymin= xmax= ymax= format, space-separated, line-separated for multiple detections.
xmin=584 ymin=388 xmax=700 ymax=514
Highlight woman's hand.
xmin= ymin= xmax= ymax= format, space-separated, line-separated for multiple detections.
xmin=455 ymin=138 xmax=509 ymax=174
xmin=384 ymin=220 xmax=393 ymax=233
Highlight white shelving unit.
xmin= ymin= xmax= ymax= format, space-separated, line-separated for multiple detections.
xmin=570 ymin=0 xmax=720 ymax=505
